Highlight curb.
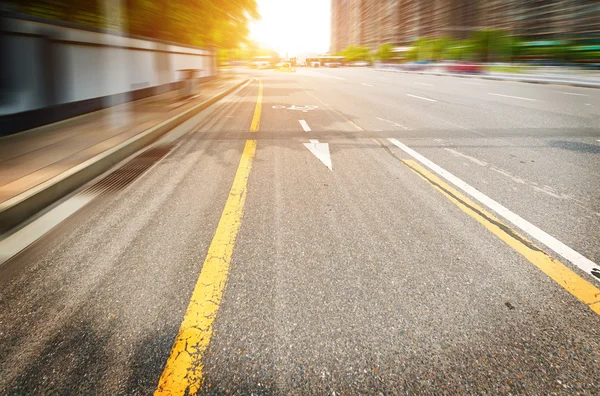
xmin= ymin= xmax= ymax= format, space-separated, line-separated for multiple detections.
xmin=375 ymin=68 xmax=600 ymax=89
xmin=0 ymin=78 xmax=251 ymax=235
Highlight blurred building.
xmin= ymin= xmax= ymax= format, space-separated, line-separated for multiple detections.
xmin=330 ymin=0 xmax=600 ymax=52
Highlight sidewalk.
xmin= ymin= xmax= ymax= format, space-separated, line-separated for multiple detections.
xmin=0 ymin=75 xmax=249 ymax=234
xmin=376 ymin=64 xmax=600 ymax=88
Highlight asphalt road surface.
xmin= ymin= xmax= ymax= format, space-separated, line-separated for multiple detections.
xmin=1 ymin=67 xmax=600 ymax=395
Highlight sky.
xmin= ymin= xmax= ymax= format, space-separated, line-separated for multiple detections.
xmin=249 ymin=0 xmax=330 ymax=56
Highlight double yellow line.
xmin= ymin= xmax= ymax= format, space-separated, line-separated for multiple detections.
xmin=155 ymin=79 xmax=262 ymax=395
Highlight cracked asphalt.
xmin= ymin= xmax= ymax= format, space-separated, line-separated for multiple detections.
xmin=1 ymin=68 xmax=600 ymax=394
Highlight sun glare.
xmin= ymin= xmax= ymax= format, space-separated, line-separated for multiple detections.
xmin=249 ymin=0 xmax=330 ymax=56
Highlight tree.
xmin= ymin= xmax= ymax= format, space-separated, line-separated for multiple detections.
xmin=470 ymin=30 xmax=504 ymax=62
xmin=341 ymin=45 xmax=371 ymax=62
xmin=377 ymin=43 xmax=394 ymax=62
xmin=16 ymin=0 xmax=260 ymax=48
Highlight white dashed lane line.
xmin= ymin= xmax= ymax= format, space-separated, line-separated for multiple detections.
xmin=406 ymin=94 xmax=437 ymax=102
xmin=299 ymin=119 xmax=311 ymax=132
xmin=489 ymin=93 xmax=537 ymax=102
xmin=552 ymin=91 xmax=588 ymax=97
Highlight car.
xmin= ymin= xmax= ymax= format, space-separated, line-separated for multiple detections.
xmin=402 ymin=60 xmax=432 ymax=71
xmin=445 ymin=61 xmax=483 ymax=74
xmin=351 ymin=61 xmax=370 ymax=67
xmin=324 ymin=61 xmax=342 ymax=68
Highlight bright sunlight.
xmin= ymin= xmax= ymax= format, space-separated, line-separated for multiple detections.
xmin=249 ymin=0 xmax=330 ymax=56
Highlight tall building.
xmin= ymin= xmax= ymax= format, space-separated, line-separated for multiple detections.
xmin=330 ymin=0 xmax=600 ymax=53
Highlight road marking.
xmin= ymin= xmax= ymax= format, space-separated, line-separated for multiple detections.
xmin=303 ymin=139 xmax=332 ymax=170
xmin=400 ymin=158 xmax=600 ymax=315
xmin=585 ymin=103 xmax=592 ymax=106
xmin=249 ymin=79 xmax=263 ymax=132
xmin=361 ymin=83 xmax=374 ymax=87
xmin=415 ymin=82 xmax=433 ymax=86
xmin=156 ymin=85 xmax=263 ymax=394
xmin=376 ymin=117 xmax=409 ymax=130
xmin=155 ymin=140 xmax=257 ymax=395
xmin=299 ymin=119 xmax=311 ymax=132
xmin=406 ymin=94 xmax=437 ymax=102
xmin=489 ymin=93 xmax=537 ymax=102
xmin=388 ymin=138 xmax=600 ymax=286
xmin=439 ymin=119 xmax=486 ymax=137
xmin=464 ymin=81 xmax=485 ymax=86
xmin=444 ymin=148 xmax=488 ymax=166
xmin=553 ymin=91 xmax=588 ymax=97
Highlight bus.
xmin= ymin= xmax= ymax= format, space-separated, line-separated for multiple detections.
xmin=306 ymin=56 xmax=345 ymax=67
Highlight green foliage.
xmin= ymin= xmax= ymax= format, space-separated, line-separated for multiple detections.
xmin=376 ymin=43 xmax=394 ymax=61
xmin=341 ymin=45 xmax=371 ymax=62
xmin=470 ymin=30 xmax=510 ymax=62
xmin=410 ymin=37 xmax=450 ymax=61
xmin=405 ymin=47 xmax=418 ymax=61
xmin=15 ymin=0 xmax=259 ymax=48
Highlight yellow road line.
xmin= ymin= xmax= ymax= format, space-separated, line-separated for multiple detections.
xmin=402 ymin=159 xmax=600 ymax=315
xmin=155 ymin=140 xmax=256 ymax=395
xmin=156 ymin=88 xmax=262 ymax=394
xmin=250 ymin=79 xmax=263 ymax=132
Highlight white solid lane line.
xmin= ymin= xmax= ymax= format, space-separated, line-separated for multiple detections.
xmin=388 ymin=137 xmax=600 ymax=281
xmin=415 ymin=82 xmax=433 ymax=86
xmin=361 ymin=83 xmax=374 ymax=87
xmin=299 ymin=119 xmax=311 ymax=132
xmin=406 ymin=94 xmax=437 ymax=102
xmin=489 ymin=93 xmax=537 ymax=102
xmin=552 ymin=91 xmax=588 ymax=97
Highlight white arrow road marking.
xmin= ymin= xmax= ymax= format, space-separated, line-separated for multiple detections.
xmin=304 ymin=139 xmax=332 ymax=171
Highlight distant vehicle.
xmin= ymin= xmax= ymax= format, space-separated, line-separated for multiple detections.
xmin=445 ymin=61 xmax=482 ymax=74
xmin=403 ymin=60 xmax=431 ymax=71
xmin=306 ymin=56 xmax=345 ymax=68
xmin=350 ymin=61 xmax=370 ymax=67
xmin=254 ymin=61 xmax=271 ymax=69
xmin=307 ymin=58 xmax=321 ymax=67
